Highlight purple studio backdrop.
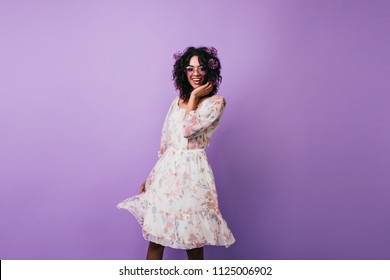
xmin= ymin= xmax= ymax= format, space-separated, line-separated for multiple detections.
xmin=1 ymin=0 xmax=389 ymax=260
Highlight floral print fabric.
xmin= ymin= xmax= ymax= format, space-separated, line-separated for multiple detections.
xmin=117 ymin=95 xmax=235 ymax=249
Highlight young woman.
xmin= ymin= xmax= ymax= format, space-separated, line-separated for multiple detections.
xmin=117 ymin=46 xmax=235 ymax=260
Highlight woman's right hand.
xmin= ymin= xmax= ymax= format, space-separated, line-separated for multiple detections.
xmin=191 ymin=82 xmax=213 ymax=99
xmin=139 ymin=180 xmax=146 ymax=194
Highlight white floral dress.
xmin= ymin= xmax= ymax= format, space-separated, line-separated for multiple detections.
xmin=117 ymin=95 xmax=235 ymax=249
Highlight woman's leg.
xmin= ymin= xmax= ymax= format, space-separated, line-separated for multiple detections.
xmin=146 ymin=242 xmax=165 ymax=260
xmin=186 ymin=247 xmax=204 ymax=260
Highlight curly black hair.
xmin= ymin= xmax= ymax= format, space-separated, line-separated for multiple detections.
xmin=172 ymin=46 xmax=222 ymax=103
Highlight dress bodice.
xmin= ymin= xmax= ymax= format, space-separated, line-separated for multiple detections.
xmin=158 ymin=95 xmax=226 ymax=157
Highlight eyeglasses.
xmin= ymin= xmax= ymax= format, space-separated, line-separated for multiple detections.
xmin=185 ymin=65 xmax=206 ymax=75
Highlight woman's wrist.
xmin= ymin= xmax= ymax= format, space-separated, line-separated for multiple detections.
xmin=190 ymin=91 xmax=200 ymax=100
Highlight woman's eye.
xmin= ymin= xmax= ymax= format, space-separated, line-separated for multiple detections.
xmin=186 ymin=67 xmax=194 ymax=72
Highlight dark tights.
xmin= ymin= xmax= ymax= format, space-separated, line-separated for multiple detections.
xmin=146 ymin=242 xmax=204 ymax=260
xmin=186 ymin=247 xmax=204 ymax=260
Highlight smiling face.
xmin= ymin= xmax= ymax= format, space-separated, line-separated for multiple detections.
xmin=186 ymin=56 xmax=207 ymax=89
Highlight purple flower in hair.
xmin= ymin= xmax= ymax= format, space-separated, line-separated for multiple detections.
xmin=206 ymin=46 xmax=218 ymax=57
xmin=208 ymin=58 xmax=219 ymax=70
xmin=173 ymin=51 xmax=182 ymax=60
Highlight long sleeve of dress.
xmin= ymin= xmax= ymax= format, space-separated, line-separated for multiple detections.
xmin=157 ymin=98 xmax=176 ymax=159
xmin=182 ymin=96 xmax=226 ymax=139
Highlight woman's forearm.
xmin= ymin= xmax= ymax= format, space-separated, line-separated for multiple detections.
xmin=184 ymin=93 xmax=199 ymax=117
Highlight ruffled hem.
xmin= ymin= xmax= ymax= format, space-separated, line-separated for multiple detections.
xmin=117 ymin=196 xmax=235 ymax=250
xmin=143 ymin=231 xmax=235 ymax=250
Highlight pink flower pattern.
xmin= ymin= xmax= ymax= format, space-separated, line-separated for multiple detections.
xmin=117 ymin=95 xmax=235 ymax=249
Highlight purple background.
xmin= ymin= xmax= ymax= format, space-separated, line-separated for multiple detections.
xmin=1 ymin=0 xmax=389 ymax=260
